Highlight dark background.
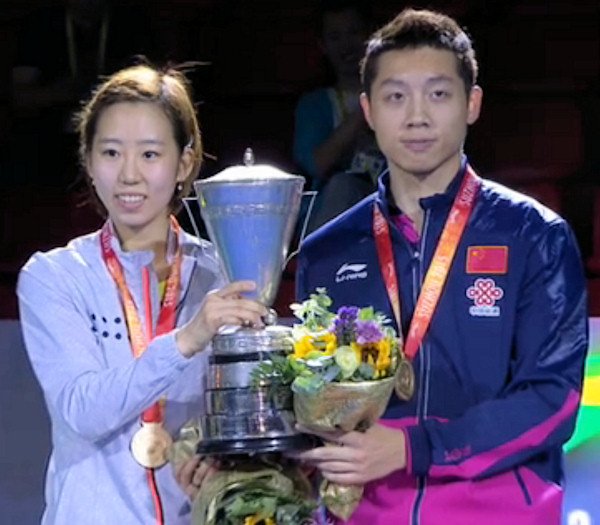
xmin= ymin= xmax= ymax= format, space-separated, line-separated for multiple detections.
xmin=0 ymin=0 xmax=599 ymax=319
xmin=0 ymin=3 xmax=598 ymax=523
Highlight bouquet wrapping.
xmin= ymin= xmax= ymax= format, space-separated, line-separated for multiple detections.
xmin=170 ymin=423 xmax=315 ymax=525
xmin=254 ymin=289 xmax=406 ymax=521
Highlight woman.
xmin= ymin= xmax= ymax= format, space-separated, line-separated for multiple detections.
xmin=17 ymin=64 xmax=266 ymax=524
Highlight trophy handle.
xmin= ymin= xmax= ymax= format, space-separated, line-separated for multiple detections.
xmin=284 ymin=190 xmax=318 ymax=268
xmin=182 ymin=197 xmax=203 ymax=240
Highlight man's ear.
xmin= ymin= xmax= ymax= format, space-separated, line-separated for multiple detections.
xmin=467 ymin=85 xmax=483 ymax=125
xmin=360 ymin=92 xmax=374 ymax=130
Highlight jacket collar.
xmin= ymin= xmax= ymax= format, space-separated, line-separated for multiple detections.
xmin=375 ymin=155 xmax=469 ymax=219
xmin=102 ymin=219 xmax=212 ymax=292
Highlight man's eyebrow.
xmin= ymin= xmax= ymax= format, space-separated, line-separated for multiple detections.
xmin=377 ymin=74 xmax=456 ymax=88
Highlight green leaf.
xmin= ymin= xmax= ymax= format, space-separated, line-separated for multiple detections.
xmin=356 ymin=362 xmax=376 ymax=380
xmin=292 ymin=374 xmax=325 ymax=395
xmin=250 ymin=354 xmax=297 ymax=389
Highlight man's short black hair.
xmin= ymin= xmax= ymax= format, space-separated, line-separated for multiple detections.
xmin=360 ymin=8 xmax=478 ymax=97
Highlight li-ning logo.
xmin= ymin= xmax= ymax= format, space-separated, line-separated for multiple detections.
xmin=466 ymin=278 xmax=504 ymax=317
xmin=335 ymin=262 xmax=368 ymax=283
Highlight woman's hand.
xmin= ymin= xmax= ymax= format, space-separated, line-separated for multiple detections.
xmin=175 ymin=280 xmax=268 ymax=358
xmin=295 ymin=423 xmax=407 ymax=485
xmin=173 ymin=454 xmax=219 ymax=501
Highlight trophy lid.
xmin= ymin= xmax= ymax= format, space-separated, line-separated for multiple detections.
xmin=197 ymin=148 xmax=303 ymax=185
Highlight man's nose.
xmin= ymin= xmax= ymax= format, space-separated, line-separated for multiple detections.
xmin=406 ymin=96 xmax=430 ymax=128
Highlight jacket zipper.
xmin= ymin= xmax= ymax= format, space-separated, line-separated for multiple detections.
xmin=514 ymin=467 xmax=532 ymax=506
xmin=410 ymin=208 xmax=431 ymax=525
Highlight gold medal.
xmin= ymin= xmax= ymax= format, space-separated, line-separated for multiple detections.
xmin=130 ymin=422 xmax=173 ymax=468
xmin=394 ymin=356 xmax=415 ymax=401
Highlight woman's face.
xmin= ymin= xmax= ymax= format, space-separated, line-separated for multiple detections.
xmin=87 ymin=101 xmax=192 ymax=244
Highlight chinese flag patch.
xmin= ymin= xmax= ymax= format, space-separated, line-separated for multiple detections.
xmin=466 ymin=246 xmax=508 ymax=274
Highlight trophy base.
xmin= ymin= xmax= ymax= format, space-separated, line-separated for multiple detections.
xmin=197 ymin=433 xmax=316 ymax=456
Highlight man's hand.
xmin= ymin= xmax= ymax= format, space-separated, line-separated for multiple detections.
xmin=295 ymin=423 xmax=407 ymax=485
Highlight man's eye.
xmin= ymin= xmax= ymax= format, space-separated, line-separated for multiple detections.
xmin=143 ymin=151 xmax=159 ymax=159
xmin=431 ymin=90 xmax=450 ymax=100
xmin=386 ymin=92 xmax=404 ymax=102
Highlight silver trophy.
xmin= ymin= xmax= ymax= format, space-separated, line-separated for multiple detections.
xmin=188 ymin=149 xmax=314 ymax=454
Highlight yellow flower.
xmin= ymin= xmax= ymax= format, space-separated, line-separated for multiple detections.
xmin=293 ymin=331 xmax=337 ymax=359
xmin=293 ymin=335 xmax=316 ymax=359
xmin=375 ymin=338 xmax=392 ymax=373
xmin=350 ymin=342 xmax=363 ymax=364
xmin=322 ymin=332 xmax=337 ymax=356
xmin=244 ymin=517 xmax=274 ymax=525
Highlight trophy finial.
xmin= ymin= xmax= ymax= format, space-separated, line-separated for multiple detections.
xmin=243 ymin=147 xmax=255 ymax=166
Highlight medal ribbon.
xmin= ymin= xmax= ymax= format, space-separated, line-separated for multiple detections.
xmin=373 ymin=165 xmax=481 ymax=360
xmin=100 ymin=215 xmax=182 ymax=423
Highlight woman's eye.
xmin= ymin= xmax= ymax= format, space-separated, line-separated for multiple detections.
xmin=143 ymin=151 xmax=159 ymax=160
xmin=101 ymin=149 xmax=119 ymax=158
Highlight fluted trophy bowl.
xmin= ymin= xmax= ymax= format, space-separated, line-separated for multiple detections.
xmin=194 ymin=162 xmax=304 ymax=307
xmin=192 ymin=151 xmax=311 ymax=454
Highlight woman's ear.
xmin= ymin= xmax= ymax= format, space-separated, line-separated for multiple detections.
xmin=177 ymin=146 xmax=194 ymax=183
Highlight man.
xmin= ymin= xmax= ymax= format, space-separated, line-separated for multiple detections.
xmin=296 ymin=8 xmax=588 ymax=524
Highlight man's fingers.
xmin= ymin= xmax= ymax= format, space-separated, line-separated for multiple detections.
xmin=297 ymin=444 xmax=354 ymax=463
xmin=296 ymin=424 xmax=347 ymax=444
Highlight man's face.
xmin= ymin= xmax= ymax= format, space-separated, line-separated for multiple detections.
xmin=360 ymin=47 xmax=482 ymax=179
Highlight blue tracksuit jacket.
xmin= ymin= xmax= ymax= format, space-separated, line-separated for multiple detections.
xmin=296 ymin=160 xmax=588 ymax=524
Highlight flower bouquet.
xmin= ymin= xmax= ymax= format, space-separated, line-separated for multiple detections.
xmin=170 ymin=427 xmax=316 ymax=525
xmin=191 ymin=456 xmax=316 ymax=525
xmin=252 ymin=288 xmax=404 ymax=520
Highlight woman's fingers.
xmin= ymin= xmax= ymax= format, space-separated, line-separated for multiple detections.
xmin=213 ymin=280 xmax=257 ymax=298
xmin=176 ymin=281 xmax=268 ymax=357
xmin=204 ymin=282 xmax=268 ymax=329
xmin=173 ymin=455 xmax=220 ymax=501
xmin=192 ymin=457 xmax=219 ymax=487
xmin=174 ymin=454 xmax=202 ymax=499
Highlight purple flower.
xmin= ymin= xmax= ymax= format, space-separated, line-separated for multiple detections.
xmin=337 ymin=306 xmax=359 ymax=322
xmin=331 ymin=306 xmax=359 ymax=346
xmin=355 ymin=320 xmax=384 ymax=345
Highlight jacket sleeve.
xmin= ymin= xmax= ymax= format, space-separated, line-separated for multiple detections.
xmin=17 ymin=253 xmax=193 ymax=443
xmin=405 ymin=220 xmax=588 ymax=479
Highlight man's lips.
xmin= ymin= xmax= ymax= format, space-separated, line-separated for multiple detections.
xmin=402 ymin=139 xmax=436 ymax=153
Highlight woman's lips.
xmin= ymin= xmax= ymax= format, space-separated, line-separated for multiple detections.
xmin=115 ymin=194 xmax=145 ymax=211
